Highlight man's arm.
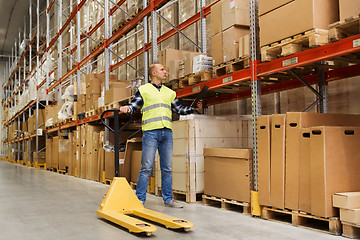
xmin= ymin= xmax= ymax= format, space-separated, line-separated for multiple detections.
xmin=171 ymin=97 xmax=194 ymax=115
xmin=119 ymin=90 xmax=143 ymax=114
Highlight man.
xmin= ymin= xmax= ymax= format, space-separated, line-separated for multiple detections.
xmin=120 ymin=63 xmax=201 ymax=208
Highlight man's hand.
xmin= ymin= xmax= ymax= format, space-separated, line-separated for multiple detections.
xmin=194 ymin=100 xmax=203 ymax=110
xmin=119 ymin=106 xmax=131 ymax=113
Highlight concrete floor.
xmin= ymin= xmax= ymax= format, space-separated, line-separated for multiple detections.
xmin=0 ymin=160 xmax=343 ymax=240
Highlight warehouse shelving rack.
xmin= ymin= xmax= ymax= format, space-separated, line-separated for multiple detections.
xmin=2 ymin=0 xmax=360 ymax=215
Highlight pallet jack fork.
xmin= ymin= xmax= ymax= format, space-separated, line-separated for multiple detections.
xmin=97 ymin=109 xmax=194 ymax=236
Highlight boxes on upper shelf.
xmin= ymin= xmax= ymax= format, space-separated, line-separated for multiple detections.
xmin=221 ymin=0 xmax=250 ymax=31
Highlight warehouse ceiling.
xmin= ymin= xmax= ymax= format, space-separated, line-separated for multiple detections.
xmin=0 ymin=0 xmax=46 ymax=59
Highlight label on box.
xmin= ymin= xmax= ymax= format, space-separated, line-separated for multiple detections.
xmin=282 ymin=57 xmax=298 ymax=67
xmin=119 ymin=158 xmax=125 ymax=164
xmin=229 ymin=0 xmax=235 ymax=9
xmin=353 ymin=39 xmax=360 ymax=48
xmin=37 ymin=129 xmax=43 ymax=136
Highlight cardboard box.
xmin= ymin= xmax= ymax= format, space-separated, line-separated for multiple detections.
xmin=340 ymin=208 xmax=360 ymax=225
xmin=158 ymin=49 xmax=192 ymax=69
xmin=257 ymin=115 xmax=271 ymax=207
xmin=211 ymin=0 xmax=222 ymax=36
xmin=184 ymin=52 xmax=203 ymax=76
xmin=212 ymin=32 xmax=223 ymax=65
xmin=169 ymin=60 xmax=182 ymax=81
xmin=339 ymin=0 xmax=360 ymax=21
xmin=86 ymin=94 xmax=101 ymax=111
xmin=259 ymin=0 xmax=339 ymax=46
xmin=85 ymin=73 xmax=118 ymax=88
xmin=259 ymin=0 xmax=294 ymax=15
xmin=85 ymin=124 xmax=103 ymax=180
xmin=105 ymin=151 xmax=126 ymax=180
xmin=223 ymin=26 xmax=249 ymax=62
xmin=270 ymin=114 xmax=286 ymax=209
xmin=130 ymin=150 xmax=142 ymax=183
xmin=28 ymin=115 xmax=34 ymax=134
xmin=104 ymin=81 xmax=132 ymax=105
xmin=68 ymin=132 xmax=74 ymax=176
xmin=59 ymin=138 xmax=70 ymax=170
xmin=33 ymin=152 xmax=46 ymax=164
xmin=52 ymin=137 xmax=59 ymax=169
xmin=334 ymin=192 xmax=360 ymax=210
xmin=299 ymin=128 xmax=311 ymax=213
xmin=239 ymin=34 xmax=250 ymax=58
xmin=124 ymin=138 xmax=142 ymax=182
xmin=80 ymin=124 xmax=86 ymax=179
xmin=204 ymin=148 xmax=253 ymax=202
xmin=222 ymin=0 xmax=249 ymax=31
xmin=46 ymin=138 xmax=52 ymax=168
xmin=286 ymin=113 xmax=360 ymax=211
xmin=311 ymin=126 xmax=360 ymax=218
xmin=45 ymin=105 xmax=62 ymax=126
xmin=75 ymin=126 xmax=81 ymax=178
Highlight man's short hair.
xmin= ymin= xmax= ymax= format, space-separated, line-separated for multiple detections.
xmin=149 ymin=63 xmax=158 ymax=79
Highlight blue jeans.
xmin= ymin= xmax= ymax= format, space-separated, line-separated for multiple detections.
xmin=136 ymin=128 xmax=173 ymax=204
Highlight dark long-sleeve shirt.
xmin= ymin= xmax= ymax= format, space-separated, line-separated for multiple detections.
xmin=128 ymin=83 xmax=194 ymax=115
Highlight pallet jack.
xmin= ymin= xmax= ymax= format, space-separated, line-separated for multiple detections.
xmin=97 ymin=109 xmax=194 ymax=236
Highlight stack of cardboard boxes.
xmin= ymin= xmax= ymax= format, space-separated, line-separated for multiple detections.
xmin=259 ymin=0 xmax=339 ymax=47
xmin=258 ymin=112 xmax=360 ymax=218
xmin=211 ymin=0 xmax=250 ymax=66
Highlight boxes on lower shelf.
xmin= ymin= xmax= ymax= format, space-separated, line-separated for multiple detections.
xmin=204 ymin=148 xmax=253 ymax=203
xmin=155 ymin=115 xmax=252 ymax=203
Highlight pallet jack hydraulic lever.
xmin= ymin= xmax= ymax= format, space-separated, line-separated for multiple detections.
xmin=97 ymin=109 xmax=194 ymax=236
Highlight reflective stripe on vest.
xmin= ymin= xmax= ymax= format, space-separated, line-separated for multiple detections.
xmin=141 ymin=103 xmax=172 ymax=113
xmin=141 ymin=116 xmax=172 ymax=126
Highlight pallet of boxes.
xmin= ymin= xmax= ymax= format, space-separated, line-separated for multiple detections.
xmin=259 ymin=0 xmax=337 ymax=62
xmin=163 ymin=49 xmax=213 ymax=90
xmin=154 ymin=115 xmax=253 ymax=204
xmin=257 ymin=112 xmax=360 ymax=235
xmin=211 ymin=0 xmax=250 ymax=78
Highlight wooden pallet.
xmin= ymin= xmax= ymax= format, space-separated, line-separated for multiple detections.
xmin=58 ymin=117 xmax=73 ymax=126
xmin=85 ymin=109 xmax=96 ymax=118
xmin=155 ymin=187 xmax=202 ymax=203
xmin=103 ymin=97 xmax=132 ymax=111
xmin=261 ymin=207 xmax=341 ymax=236
xmin=202 ymin=195 xmax=251 ymax=215
xmin=329 ymin=15 xmax=360 ymax=42
xmin=105 ymin=179 xmax=112 ymax=185
xmin=261 ymin=28 xmax=329 ymax=62
xmin=213 ymin=57 xmax=251 ymax=77
xmin=47 ymin=167 xmax=58 ymax=172
xmin=179 ymin=70 xmax=213 ymax=86
xmin=58 ymin=169 xmax=67 ymax=175
xmin=342 ymin=221 xmax=360 ymax=239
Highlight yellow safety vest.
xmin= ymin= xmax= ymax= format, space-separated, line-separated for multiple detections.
xmin=138 ymin=83 xmax=176 ymax=131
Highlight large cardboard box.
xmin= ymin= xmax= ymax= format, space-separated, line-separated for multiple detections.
xmin=239 ymin=34 xmax=250 ymax=58
xmin=104 ymin=81 xmax=132 ymax=105
xmin=299 ymin=128 xmax=311 ymax=213
xmin=211 ymin=32 xmax=223 ymax=65
xmin=257 ymin=115 xmax=271 ymax=207
xmin=46 ymin=138 xmax=52 ymax=168
xmin=259 ymin=0 xmax=339 ymax=46
xmin=339 ymin=0 xmax=360 ymax=21
xmin=86 ymin=94 xmax=101 ymax=111
xmin=85 ymin=73 xmax=118 ymax=93
xmin=223 ymin=26 xmax=249 ymax=62
xmin=45 ymin=105 xmax=62 ymax=127
xmin=204 ymin=148 xmax=253 ymax=202
xmin=68 ymin=132 xmax=74 ymax=176
xmin=259 ymin=0 xmax=294 ymax=15
xmin=58 ymin=138 xmax=70 ymax=170
xmin=168 ymin=60 xmax=182 ymax=81
xmin=124 ymin=138 xmax=142 ymax=182
xmin=286 ymin=113 xmax=360 ymax=211
xmin=270 ymin=114 xmax=286 ymax=209
xmin=85 ymin=125 xmax=103 ymax=180
xmin=334 ymin=192 xmax=360 ymax=209
xmin=28 ymin=115 xmax=34 ymax=134
xmin=222 ymin=0 xmax=249 ymax=31
xmin=211 ymin=0 xmax=222 ymax=36
xmin=184 ymin=52 xmax=203 ymax=76
xmin=75 ymin=126 xmax=81 ymax=177
xmin=340 ymin=208 xmax=360 ymax=225
xmin=80 ymin=124 xmax=87 ymax=179
xmin=105 ymin=151 xmax=126 ymax=180
xmin=130 ymin=150 xmax=142 ymax=183
xmin=51 ymin=137 xmax=59 ymax=169
xmin=311 ymin=126 xmax=360 ymax=218
xmin=158 ymin=49 xmax=192 ymax=69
